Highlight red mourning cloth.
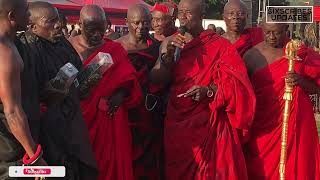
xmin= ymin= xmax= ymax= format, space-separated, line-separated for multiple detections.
xmin=165 ymin=30 xmax=256 ymax=179
xmin=245 ymin=46 xmax=320 ymax=180
xmin=80 ymin=39 xmax=142 ymax=180
xmin=124 ymin=38 xmax=162 ymax=180
xmin=233 ymin=27 xmax=264 ymax=57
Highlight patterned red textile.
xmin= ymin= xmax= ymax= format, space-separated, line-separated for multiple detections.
xmin=80 ymin=39 xmax=142 ymax=180
xmin=165 ymin=30 xmax=256 ymax=179
xmin=245 ymin=46 xmax=320 ymax=180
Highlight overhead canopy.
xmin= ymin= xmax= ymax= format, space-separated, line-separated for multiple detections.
xmin=68 ymin=0 xmax=151 ymax=10
xmin=27 ymin=0 xmax=151 ymax=25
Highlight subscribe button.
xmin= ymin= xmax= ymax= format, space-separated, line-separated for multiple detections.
xmin=9 ymin=166 xmax=65 ymax=177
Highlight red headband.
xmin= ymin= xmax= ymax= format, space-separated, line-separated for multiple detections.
xmin=151 ymin=3 xmax=170 ymax=14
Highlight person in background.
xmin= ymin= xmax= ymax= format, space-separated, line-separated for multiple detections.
xmin=243 ymin=17 xmax=320 ymax=180
xmin=0 ymin=0 xmax=46 ymax=178
xmin=70 ymin=24 xmax=80 ymax=37
xmin=105 ymin=19 xmax=121 ymax=40
xmin=151 ymin=2 xmax=178 ymax=42
xmin=207 ymin=24 xmax=216 ymax=32
xmin=21 ymin=2 xmax=98 ymax=179
xmin=222 ymin=0 xmax=263 ymax=57
xmin=150 ymin=0 xmax=255 ymax=179
xmin=116 ymin=4 xmax=163 ymax=179
xmin=216 ymin=26 xmax=225 ymax=35
xmin=69 ymin=5 xmax=142 ymax=180
xmin=59 ymin=13 xmax=69 ymax=38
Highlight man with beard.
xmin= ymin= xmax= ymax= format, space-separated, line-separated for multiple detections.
xmin=69 ymin=5 xmax=142 ymax=180
xmin=244 ymin=17 xmax=320 ymax=180
xmin=150 ymin=0 xmax=255 ymax=179
xmin=116 ymin=4 xmax=163 ymax=180
xmin=222 ymin=0 xmax=263 ymax=57
xmin=20 ymin=2 xmax=97 ymax=179
xmin=0 ymin=0 xmax=45 ymax=178
xmin=151 ymin=2 xmax=178 ymax=42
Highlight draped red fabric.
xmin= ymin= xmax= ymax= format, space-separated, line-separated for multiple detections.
xmin=124 ymin=39 xmax=162 ymax=180
xmin=80 ymin=40 xmax=142 ymax=180
xmin=245 ymin=46 xmax=320 ymax=180
xmin=165 ymin=30 xmax=256 ymax=180
xmin=232 ymin=27 xmax=263 ymax=57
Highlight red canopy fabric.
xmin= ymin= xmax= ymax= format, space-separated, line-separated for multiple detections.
xmin=67 ymin=0 xmax=151 ymax=10
xmin=314 ymin=6 xmax=320 ymax=22
xmin=28 ymin=0 xmax=151 ymax=25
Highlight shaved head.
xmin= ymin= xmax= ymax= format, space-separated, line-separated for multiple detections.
xmin=177 ymin=0 xmax=206 ymax=34
xmin=28 ymin=1 xmax=62 ymax=42
xmin=29 ymin=1 xmax=57 ymax=23
xmin=180 ymin=0 xmax=207 ymax=15
xmin=127 ymin=4 xmax=150 ymax=19
xmin=80 ymin=4 xmax=106 ymax=22
xmin=224 ymin=0 xmax=247 ymax=12
xmin=79 ymin=5 xmax=107 ymax=47
xmin=260 ymin=15 xmax=288 ymax=48
xmin=126 ymin=4 xmax=151 ymax=39
xmin=223 ymin=0 xmax=248 ymax=33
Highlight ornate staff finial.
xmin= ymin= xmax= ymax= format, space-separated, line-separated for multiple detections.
xmin=279 ymin=38 xmax=302 ymax=180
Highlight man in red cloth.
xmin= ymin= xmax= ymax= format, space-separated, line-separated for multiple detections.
xmin=243 ymin=18 xmax=320 ymax=180
xmin=69 ymin=5 xmax=142 ymax=180
xmin=222 ymin=0 xmax=263 ymax=57
xmin=150 ymin=0 xmax=256 ymax=179
xmin=151 ymin=2 xmax=178 ymax=42
xmin=116 ymin=4 xmax=163 ymax=180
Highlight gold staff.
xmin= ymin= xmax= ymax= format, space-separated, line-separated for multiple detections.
xmin=279 ymin=39 xmax=302 ymax=180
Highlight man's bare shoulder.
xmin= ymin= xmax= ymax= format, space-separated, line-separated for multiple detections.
xmin=114 ymin=35 xmax=130 ymax=50
xmin=0 ymin=39 xmax=21 ymax=73
xmin=114 ymin=35 xmax=128 ymax=44
xmin=0 ymin=39 xmax=15 ymax=61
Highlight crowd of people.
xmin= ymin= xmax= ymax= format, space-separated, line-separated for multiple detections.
xmin=0 ymin=0 xmax=319 ymax=180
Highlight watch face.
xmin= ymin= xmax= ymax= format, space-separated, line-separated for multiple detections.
xmin=207 ymin=90 xmax=214 ymax=98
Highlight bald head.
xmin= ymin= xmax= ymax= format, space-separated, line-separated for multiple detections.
xmin=126 ymin=4 xmax=151 ymax=39
xmin=223 ymin=0 xmax=248 ymax=33
xmin=29 ymin=1 xmax=57 ymax=23
xmin=80 ymin=5 xmax=106 ymax=23
xmin=260 ymin=15 xmax=288 ymax=48
xmin=224 ymin=0 xmax=247 ymax=12
xmin=28 ymin=2 xmax=63 ymax=43
xmin=179 ymin=0 xmax=207 ymax=15
xmin=79 ymin=5 xmax=107 ymax=47
xmin=127 ymin=4 xmax=150 ymax=20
